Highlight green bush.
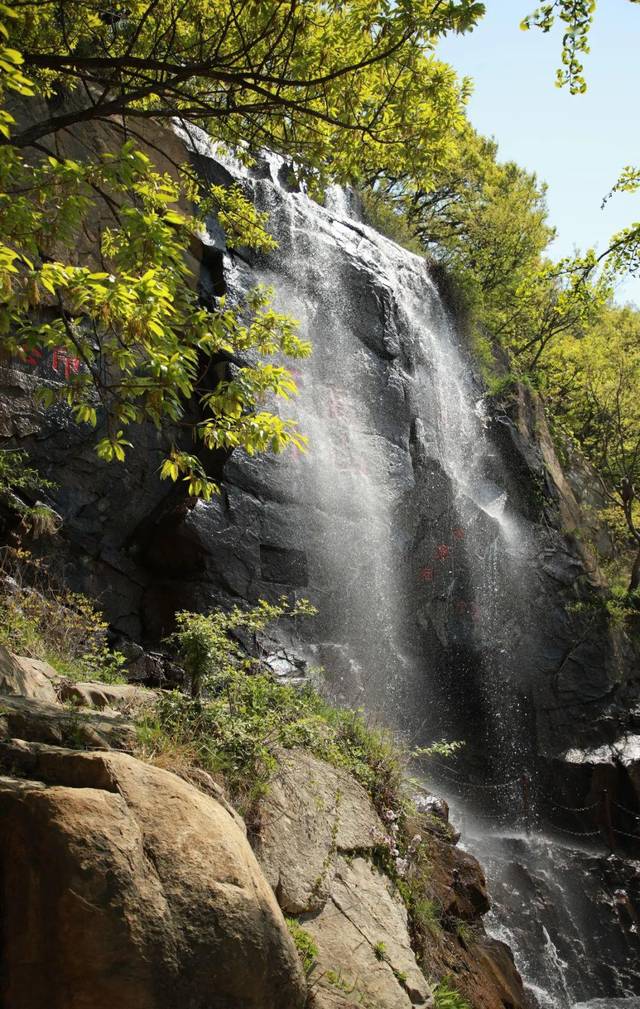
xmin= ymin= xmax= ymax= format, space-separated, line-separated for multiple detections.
xmin=0 ymin=548 xmax=126 ymax=683
xmin=164 ymin=597 xmax=316 ymax=698
xmin=136 ymin=655 xmax=407 ymax=815
xmin=0 ymin=449 xmax=59 ymax=537
xmin=567 ymin=583 xmax=640 ymax=631
xmin=143 ymin=600 xmax=410 ymax=814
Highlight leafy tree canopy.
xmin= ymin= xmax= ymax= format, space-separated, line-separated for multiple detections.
xmin=6 ymin=0 xmax=484 ymax=189
xmin=0 ymin=0 xmax=486 ymax=495
xmin=541 ymin=305 xmax=640 ymax=591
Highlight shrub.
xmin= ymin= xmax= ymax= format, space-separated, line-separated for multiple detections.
xmin=568 ymin=583 xmax=640 ymax=631
xmin=0 ymin=547 xmax=126 ymax=683
xmin=136 ymin=657 xmax=409 ymax=816
xmin=0 ymin=449 xmax=59 ymax=538
xmin=165 ymin=597 xmax=316 ymax=698
xmin=137 ymin=600 xmax=415 ymax=817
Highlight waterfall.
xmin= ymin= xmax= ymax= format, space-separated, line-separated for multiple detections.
xmin=229 ymin=160 xmax=537 ymax=747
xmin=181 ymin=127 xmax=640 ymax=1009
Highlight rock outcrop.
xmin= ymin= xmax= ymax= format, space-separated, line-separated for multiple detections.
xmin=256 ymin=749 xmax=433 ymax=1008
xmin=255 ymin=748 xmax=386 ymax=913
xmin=0 ymin=656 xmax=533 ymax=1009
xmin=0 ymin=643 xmax=59 ymax=703
xmin=254 ymin=750 xmax=530 ymax=1009
xmin=2 ymin=118 xmax=636 ymax=782
xmin=0 ymin=685 xmax=306 ymax=1009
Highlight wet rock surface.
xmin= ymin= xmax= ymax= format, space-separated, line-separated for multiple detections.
xmin=464 ymin=830 xmax=640 ymax=1008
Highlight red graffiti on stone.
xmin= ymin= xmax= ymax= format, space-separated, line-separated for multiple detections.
xmin=452 ymin=527 xmax=465 ymax=541
xmin=25 ymin=347 xmax=43 ymax=367
xmin=52 ymin=347 xmax=80 ymax=381
xmin=454 ymin=599 xmax=467 ymax=615
xmin=435 ymin=544 xmax=450 ymax=561
xmin=289 ymin=367 xmax=305 ymax=387
xmin=419 ymin=566 xmax=434 ymax=582
xmin=469 ymin=603 xmax=481 ymax=622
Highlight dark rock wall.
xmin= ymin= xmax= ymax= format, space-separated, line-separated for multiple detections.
xmin=1 ymin=123 xmax=638 ymax=789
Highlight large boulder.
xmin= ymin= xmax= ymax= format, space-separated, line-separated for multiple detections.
xmin=304 ymin=855 xmax=433 ymax=1009
xmin=0 ymin=643 xmax=58 ymax=703
xmin=0 ymin=742 xmax=306 ymax=1009
xmin=255 ymin=749 xmax=433 ymax=1009
xmin=254 ymin=748 xmax=386 ymax=913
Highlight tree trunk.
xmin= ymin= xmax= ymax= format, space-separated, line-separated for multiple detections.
xmin=629 ymin=544 xmax=640 ymax=595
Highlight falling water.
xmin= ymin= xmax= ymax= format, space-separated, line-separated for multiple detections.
xmin=181 ymin=127 xmax=639 ymax=1008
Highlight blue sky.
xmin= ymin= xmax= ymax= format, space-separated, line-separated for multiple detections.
xmin=438 ymin=0 xmax=640 ymax=305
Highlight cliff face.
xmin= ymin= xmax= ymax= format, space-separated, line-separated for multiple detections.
xmin=1 ymin=115 xmax=640 ymax=1007
xmin=2 ymin=119 xmax=637 ymax=775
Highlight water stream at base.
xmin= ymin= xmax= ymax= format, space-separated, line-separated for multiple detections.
xmin=182 ymin=127 xmax=639 ymax=1009
xmin=437 ymin=791 xmax=640 ymax=1009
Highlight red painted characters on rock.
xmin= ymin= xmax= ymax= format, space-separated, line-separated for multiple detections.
xmin=19 ymin=345 xmax=81 ymax=382
xmin=52 ymin=347 xmax=81 ymax=381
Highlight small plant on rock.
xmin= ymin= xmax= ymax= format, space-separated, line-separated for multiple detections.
xmin=285 ymin=918 xmax=318 ymax=978
xmin=411 ymin=897 xmax=443 ymax=940
xmin=373 ymin=941 xmax=387 ymax=961
xmin=0 ymin=449 xmax=59 ymax=539
xmin=433 ymin=977 xmax=471 ymax=1009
